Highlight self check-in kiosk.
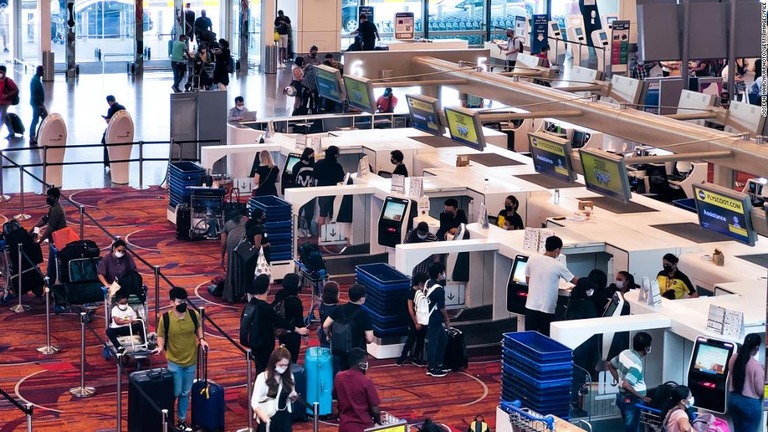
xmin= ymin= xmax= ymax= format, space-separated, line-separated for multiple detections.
xmin=506 ymin=254 xmax=529 ymax=314
xmin=687 ymin=336 xmax=736 ymax=414
xmin=590 ymin=30 xmax=610 ymax=72
xmin=566 ymin=15 xmax=590 ymax=67
xmin=280 ymin=152 xmax=302 ymax=193
xmin=378 ymin=196 xmax=415 ymax=248
xmin=548 ymin=20 xmax=567 ymax=67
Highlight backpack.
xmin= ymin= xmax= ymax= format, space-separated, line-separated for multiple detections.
xmin=468 ymin=415 xmax=491 ymax=432
xmin=298 ymin=242 xmax=326 ymax=274
xmin=239 ymin=300 xmax=261 ymax=348
xmin=272 ymin=296 xmax=293 ymax=337
xmin=162 ymin=309 xmax=199 ymax=351
xmin=3 ymin=219 xmax=21 ymax=235
xmin=415 ymin=284 xmax=440 ymax=326
xmin=330 ymin=307 xmax=362 ymax=355
xmin=650 ymin=381 xmax=679 ymax=409
xmin=691 ymin=413 xmax=730 ymax=432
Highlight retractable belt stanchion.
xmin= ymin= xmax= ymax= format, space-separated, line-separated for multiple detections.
xmin=14 ymin=169 xmax=30 ymax=221
xmin=237 ymin=348 xmax=255 ymax=432
xmin=313 ymin=402 xmax=320 ymax=432
xmin=37 ymin=277 xmax=59 ymax=354
xmin=0 ymin=148 xmax=10 ymax=202
xmin=154 ymin=265 xmax=160 ymax=325
xmin=79 ymin=205 xmax=85 ymax=240
xmin=116 ymin=352 xmax=123 ymax=432
xmin=25 ymin=403 xmax=33 ymax=432
xmin=69 ymin=312 xmax=96 ymax=397
xmin=10 ymin=244 xmax=30 ymax=313
xmin=162 ymin=408 xmax=169 ymax=432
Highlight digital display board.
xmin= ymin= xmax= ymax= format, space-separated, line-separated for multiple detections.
xmin=444 ymin=106 xmax=486 ymax=151
xmin=406 ymin=94 xmax=443 ymax=136
xmin=315 ymin=65 xmax=343 ymax=103
xmin=527 ymin=132 xmax=576 ymax=183
xmin=343 ymin=74 xmax=376 ymax=114
xmin=693 ymin=182 xmax=756 ymax=246
xmin=579 ymin=148 xmax=632 ymax=203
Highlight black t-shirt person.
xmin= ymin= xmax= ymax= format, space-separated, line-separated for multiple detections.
xmin=274 ymin=15 xmax=291 ymax=35
xmin=329 ymin=303 xmax=373 ymax=351
xmin=358 ymin=20 xmax=379 ymax=51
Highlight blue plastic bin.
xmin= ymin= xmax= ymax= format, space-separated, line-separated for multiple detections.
xmin=356 ymin=263 xmax=410 ymax=291
xmin=503 ymin=331 xmax=573 ymax=363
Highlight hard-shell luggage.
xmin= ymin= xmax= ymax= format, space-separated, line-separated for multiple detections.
xmin=304 ymin=346 xmax=333 ymax=416
xmin=191 ymin=349 xmax=225 ymax=431
xmin=128 ymin=368 xmax=175 ymax=432
xmin=57 ymin=239 xmax=100 ymax=261
xmin=291 ymin=363 xmax=308 ymax=422
xmin=176 ymin=204 xmax=192 ymax=240
xmin=8 ymin=113 xmax=24 ymax=135
xmin=52 ymin=282 xmax=104 ymax=306
xmin=444 ymin=327 xmax=468 ymax=371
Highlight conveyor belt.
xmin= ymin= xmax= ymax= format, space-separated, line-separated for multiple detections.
xmin=735 ymin=253 xmax=768 ymax=269
xmin=516 ymin=174 xmax=582 ymax=189
xmin=458 ymin=153 xmax=524 ymax=167
xmin=578 ymin=196 xmax=659 ymax=214
xmin=410 ymin=135 xmax=461 ymax=148
xmin=650 ymin=222 xmax=733 ymax=244
xmin=325 ymin=252 xmax=388 ymax=276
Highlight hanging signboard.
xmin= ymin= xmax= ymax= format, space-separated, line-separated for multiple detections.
xmin=611 ymin=20 xmax=630 ymax=65
xmin=531 ymin=14 xmax=548 ymax=54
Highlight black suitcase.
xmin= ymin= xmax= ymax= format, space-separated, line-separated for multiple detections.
xmin=291 ymin=363 xmax=308 ymax=422
xmin=5 ymin=228 xmax=44 ymax=267
xmin=52 ymin=281 xmax=104 ymax=306
xmin=57 ymin=240 xmax=100 ymax=260
xmin=128 ymin=368 xmax=175 ymax=432
xmin=443 ymin=327 xmax=468 ymax=372
xmin=176 ymin=204 xmax=192 ymax=240
xmin=7 ymin=113 xmax=24 ymax=135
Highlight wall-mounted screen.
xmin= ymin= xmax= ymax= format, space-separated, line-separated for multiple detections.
xmin=315 ymin=65 xmax=344 ymax=103
xmin=693 ymin=182 xmax=757 ymax=246
xmin=579 ymin=148 xmax=632 ymax=203
xmin=444 ymin=106 xmax=486 ymax=151
xmin=283 ymin=153 xmax=302 ymax=176
xmin=406 ymin=94 xmax=444 ymax=136
xmin=343 ymin=74 xmax=376 ymax=114
xmin=528 ymin=132 xmax=576 ymax=183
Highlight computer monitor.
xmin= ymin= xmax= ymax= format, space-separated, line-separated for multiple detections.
xmin=444 ymin=106 xmax=486 ymax=151
xmin=381 ymin=199 xmax=407 ymax=222
xmin=743 ymin=179 xmax=765 ymax=197
xmin=315 ymin=65 xmax=344 ymax=103
xmin=405 ymin=94 xmax=444 ymax=136
xmin=579 ymin=148 xmax=633 ymax=203
xmin=343 ymin=74 xmax=376 ymax=114
xmin=527 ymin=132 xmax=576 ymax=183
xmin=283 ymin=153 xmax=302 ymax=176
xmin=692 ymin=182 xmax=757 ymax=246
xmin=691 ymin=342 xmax=732 ymax=376
xmin=575 ymin=28 xmax=584 ymax=38
xmin=602 ymin=292 xmax=625 ymax=318
xmin=571 ymin=130 xmax=589 ymax=148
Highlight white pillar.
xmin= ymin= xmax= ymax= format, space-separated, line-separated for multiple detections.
xmin=261 ymin=0 xmax=276 ymax=60
xmin=39 ymin=0 xmax=51 ymax=63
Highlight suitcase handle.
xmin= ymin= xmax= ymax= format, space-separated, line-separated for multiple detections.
xmin=197 ymin=345 xmax=209 ymax=382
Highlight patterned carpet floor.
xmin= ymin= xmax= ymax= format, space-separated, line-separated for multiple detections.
xmin=0 ymin=187 xmax=503 ymax=432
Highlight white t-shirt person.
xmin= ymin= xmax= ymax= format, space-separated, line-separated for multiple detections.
xmin=110 ymin=303 xmax=138 ymax=328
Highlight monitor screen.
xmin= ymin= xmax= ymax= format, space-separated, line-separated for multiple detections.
xmin=343 ymin=75 xmax=376 ymax=114
xmin=528 ymin=132 xmax=576 ymax=183
xmin=406 ymin=94 xmax=444 ymax=136
xmin=571 ymin=130 xmax=587 ymax=148
xmin=315 ymin=65 xmax=344 ymax=103
xmin=602 ymin=292 xmax=623 ymax=318
xmin=599 ymin=32 xmax=608 ymax=41
xmin=692 ymin=343 xmax=731 ymax=375
xmin=693 ymin=183 xmax=756 ymax=246
xmin=575 ymin=28 xmax=584 ymax=37
xmin=746 ymin=179 xmax=764 ymax=196
xmin=550 ymin=23 xmax=560 ymax=32
xmin=444 ymin=106 xmax=486 ymax=151
xmin=509 ymin=255 xmax=529 ymax=286
xmin=579 ymin=148 xmax=632 ymax=203
xmin=382 ymin=200 xmax=408 ymax=222
xmin=283 ymin=153 xmax=301 ymax=176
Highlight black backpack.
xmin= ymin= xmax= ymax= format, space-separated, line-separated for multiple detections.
xmin=239 ymin=300 xmax=261 ymax=348
xmin=331 ymin=307 xmax=361 ymax=355
xmin=298 ymin=242 xmax=326 ymax=274
xmin=650 ymin=381 xmax=679 ymax=409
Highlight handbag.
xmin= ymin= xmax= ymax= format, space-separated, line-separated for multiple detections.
xmin=233 ymin=236 xmax=259 ymax=263
xmin=40 ymin=105 xmax=48 ymax=119
xmin=273 ymin=31 xmax=280 ymax=42
xmin=254 ymin=247 xmax=271 ymax=279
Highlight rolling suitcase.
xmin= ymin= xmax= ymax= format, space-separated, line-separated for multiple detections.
xmin=291 ymin=363 xmax=308 ymax=422
xmin=305 ymin=346 xmax=333 ymax=416
xmin=128 ymin=368 xmax=175 ymax=432
xmin=7 ymin=113 xmax=24 ymax=136
xmin=191 ymin=349 xmax=225 ymax=431
xmin=176 ymin=204 xmax=192 ymax=240
xmin=443 ymin=327 xmax=469 ymax=372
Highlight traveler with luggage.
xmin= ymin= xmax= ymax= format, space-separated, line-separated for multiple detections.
xmin=395 ymin=271 xmax=428 ymax=367
xmin=245 ymin=208 xmax=271 ymax=264
xmin=251 ymin=345 xmax=299 ymax=432
xmin=31 ymin=187 xmax=67 ymax=282
xmin=0 ymin=64 xmax=19 ymax=140
xmin=241 ymin=274 xmax=310 ymax=373
xmin=606 ymin=331 xmax=653 ymax=432
xmin=317 ymin=281 xmax=339 ymax=348
xmin=322 ymin=283 xmax=374 ymax=372
xmin=659 ymin=385 xmax=694 ymax=432
xmin=105 ymin=291 xmax=144 ymax=354
xmin=100 ymin=95 xmax=125 ymax=171
xmin=291 ymin=147 xmax=316 ymax=237
xmin=97 ymin=239 xmax=137 ymax=290
xmin=152 ymin=287 xmax=209 ymax=432
xmin=333 ymin=347 xmax=382 ymax=432
xmin=424 ymin=262 xmax=451 ymax=378
xmin=272 ymin=273 xmax=306 ymax=363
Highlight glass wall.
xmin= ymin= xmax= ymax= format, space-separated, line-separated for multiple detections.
xmin=20 ymin=0 xmax=37 ymax=62
xmin=428 ymin=0 xmax=484 ymax=44
xmin=247 ymin=0 xmax=261 ymax=66
xmin=369 ymin=0 xmax=423 ymax=39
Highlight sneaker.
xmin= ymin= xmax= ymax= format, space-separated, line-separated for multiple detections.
xmin=410 ymin=358 xmax=427 ymax=367
xmin=172 ymin=86 xmax=181 ymax=93
xmin=426 ymin=368 xmax=447 ymax=378
xmin=437 ymin=365 xmax=452 ymax=374
xmin=176 ymin=420 xmax=192 ymax=432
xmin=394 ymin=357 xmax=406 ymax=367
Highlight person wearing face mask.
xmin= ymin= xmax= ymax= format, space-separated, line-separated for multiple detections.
xmin=607 ymin=331 xmax=653 ymax=432
xmin=105 ymin=292 xmax=143 ymax=354
xmin=424 ymin=262 xmax=451 ymax=378
xmin=251 ymin=345 xmax=299 ymax=432
xmin=0 ymin=64 xmax=18 ymax=140
xmin=152 ymin=287 xmax=208 ymax=432
xmin=607 ymin=271 xmax=638 ymax=299
xmin=375 ymin=87 xmax=398 ymax=114
xmin=436 ymin=198 xmax=468 ymax=241
xmin=291 ymin=147 xmax=316 ymax=237
xmin=31 ymin=187 xmax=67 ymax=282
xmin=333 ymin=347 xmax=382 ymax=432
xmin=565 ymin=278 xmax=600 ymax=413
xmin=303 ymin=45 xmax=321 ymax=67
xmin=660 ymin=386 xmax=693 ymax=432
xmin=246 ymin=208 xmax=271 ymax=264
xmin=227 ymin=96 xmax=251 ymax=122
xmin=323 ymin=284 xmax=374 ymax=373
xmin=727 ymin=333 xmax=764 ymax=432
xmin=656 ymin=253 xmax=697 ymax=299
xmin=97 ymin=239 xmax=137 ymax=289
xmin=497 ymin=195 xmax=524 ymax=230
xmin=389 ymin=150 xmax=408 ymax=177
xmin=404 ymin=222 xmax=438 ymax=276
xmin=312 ymin=145 xmax=345 ymax=237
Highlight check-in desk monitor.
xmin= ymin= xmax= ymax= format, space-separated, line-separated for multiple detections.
xmin=687 ymin=336 xmax=736 ymax=414
xmin=693 ymin=183 xmax=757 ymax=246
xmin=406 ymin=94 xmax=444 ymax=136
xmin=378 ymin=196 xmax=415 ymax=248
xmin=571 ymin=130 xmax=590 ymax=148
xmin=506 ymin=254 xmax=529 ymax=314
xmin=343 ymin=74 xmax=377 ymax=114
xmin=528 ymin=132 xmax=576 ymax=183
xmin=315 ymin=65 xmax=344 ymax=103
xmin=444 ymin=106 xmax=486 ymax=151
xmin=579 ymin=148 xmax=633 ymax=203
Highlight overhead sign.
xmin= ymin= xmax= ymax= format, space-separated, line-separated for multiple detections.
xmin=531 ymin=14 xmax=548 ymax=55
xmin=693 ymin=183 xmax=756 ymax=246
xmin=394 ymin=12 xmax=414 ymax=40
xmin=611 ymin=20 xmax=630 ymax=65
xmin=358 ymin=5 xmax=374 ymax=24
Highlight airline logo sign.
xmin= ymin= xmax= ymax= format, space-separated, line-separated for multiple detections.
xmin=695 ymin=189 xmax=745 ymax=215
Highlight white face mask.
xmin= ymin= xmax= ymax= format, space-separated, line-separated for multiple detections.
xmin=275 ymin=365 xmax=288 ymax=375
xmin=117 ymin=304 xmax=129 ymax=311
xmin=417 ymin=233 xmax=428 ymax=240
xmin=685 ymin=396 xmax=694 ymax=407
xmin=359 ymin=362 xmax=369 ymax=371
xmin=114 ymin=251 xmax=125 ymax=258
xmin=586 ymin=289 xmax=594 ymax=297
xmin=615 ymin=280 xmax=625 ymax=289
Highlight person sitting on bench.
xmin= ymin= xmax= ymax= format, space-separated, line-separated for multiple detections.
xmin=106 ymin=292 xmax=144 ymax=354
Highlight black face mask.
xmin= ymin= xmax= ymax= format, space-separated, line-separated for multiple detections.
xmin=663 ymin=264 xmax=674 ymax=273
xmin=46 ymin=196 xmax=57 ymax=206
xmin=505 ymin=205 xmax=514 ymax=212
xmin=175 ymin=303 xmax=188 ymax=313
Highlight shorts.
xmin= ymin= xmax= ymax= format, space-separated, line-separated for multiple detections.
xmin=318 ymin=196 xmax=335 ymax=218
xmin=278 ymin=34 xmax=288 ymax=48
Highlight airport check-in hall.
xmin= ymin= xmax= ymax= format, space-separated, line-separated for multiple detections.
xmin=0 ymin=0 xmax=767 ymax=431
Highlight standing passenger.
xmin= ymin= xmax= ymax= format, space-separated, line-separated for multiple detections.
xmin=29 ymin=65 xmax=45 ymax=145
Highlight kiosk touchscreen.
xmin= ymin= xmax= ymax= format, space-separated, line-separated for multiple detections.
xmin=343 ymin=75 xmax=377 ymax=114
xmin=315 ymin=65 xmax=344 ymax=103
xmin=406 ymin=94 xmax=444 ymax=136
xmin=378 ymin=196 xmax=415 ymax=248
xmin=692 ymin=183 xmax=757 ymax=246
xmin=444 ymin=106 xmax=486 ymax=151
xmin=571 ymin=130 xmax=590 ymax=148
xmin=280 ymin=152 xmax=302 ymax=193
xmin=506 ymin=255 xmax=529 ymax=314
xmin=579 ymin=148 xmax=632 ymax=203
xmin=528 ymin=132 xmax=576 ymax=183
xmin=687 ymin=336 xmax=736 ymax=414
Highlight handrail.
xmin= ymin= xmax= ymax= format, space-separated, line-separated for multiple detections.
xmin=1 ymin=153 xmax=52 ymax=190
xmin=0 ymin=386 xmax=33 ymax=415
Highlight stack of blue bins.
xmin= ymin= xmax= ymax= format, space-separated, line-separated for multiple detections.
xmin=501 ymin=331 xmax=573 ymax=419
xmin=355 ymin=263 xmax=410 ymax=337
xmin=169 ymin=162 xmax=206 ymax=208
xmin=248 ymin=196 xmax=293 ymax=262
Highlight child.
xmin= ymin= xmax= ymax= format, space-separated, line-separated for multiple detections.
xmin=106 ymin=292 xmax=144 ymax=353
xmin=537 ymin=44 xmax=551 ymax=68
xmin=395 ymin=272 xmax=428 ymax=367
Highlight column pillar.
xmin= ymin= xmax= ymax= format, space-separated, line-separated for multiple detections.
xmin=239 ymin=0 xmax=249 ymax=71
xmin=134 ymin=0 xmax=143 ymax=74
xmin=66 ymin=0 xmax=76 ymax=77
xmin=261 ymin=0 xmax=276 ymax=68
xmin=39 ymin=0 xmax=51 ymax=64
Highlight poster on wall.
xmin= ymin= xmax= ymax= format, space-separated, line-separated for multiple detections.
xmin=531 ymin=14 xmax=548 ymax=54
xmin=358 ymin=5 xmax=374 ymax=24
xmin=395 ymin=12 xmax=415 ymax=40
xmin=514 ymin=16 xmax=527 ymax=41
xmin=611 ymin=20 xmax=630 ymax=65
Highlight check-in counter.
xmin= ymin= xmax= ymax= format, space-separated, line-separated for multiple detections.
xmin=383 ymin=39 xmax=469 ymax=51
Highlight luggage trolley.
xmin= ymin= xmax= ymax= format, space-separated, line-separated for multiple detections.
xmin=51 ymin=240 xmax=104 ymax=319
xmin=297 ymin=261 xmax=327 ymax=326
xmin=637 ymin=403 xmax=663 ymax=432
xmin=102 ymin=282 xmax=153 ymax=368
xmin=501 ymin=400 xmax=593 ymax=432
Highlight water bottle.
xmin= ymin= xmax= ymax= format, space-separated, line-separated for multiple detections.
xmin=483 ymin=178 xmax=489 ymax=193
xmin=554 ymin=189 xmax=560 ymax=205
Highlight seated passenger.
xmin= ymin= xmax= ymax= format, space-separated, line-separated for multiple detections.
xmin=106 ymin=292 xmax=144 ymax=353
xmin=657 ymin=253 xmax=697 ymax=299
xmin=404 ymin=222 xmax=439 ymax=276
xmin=497 ymin=195 xmax=524 ymax=230
xmin=436 ymin=198 xmax=468 ymax=241
xmin=376 ymin=87 xmax=398 ymax=113
xmin=228 ymin=96 xmax=250 ymax=122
